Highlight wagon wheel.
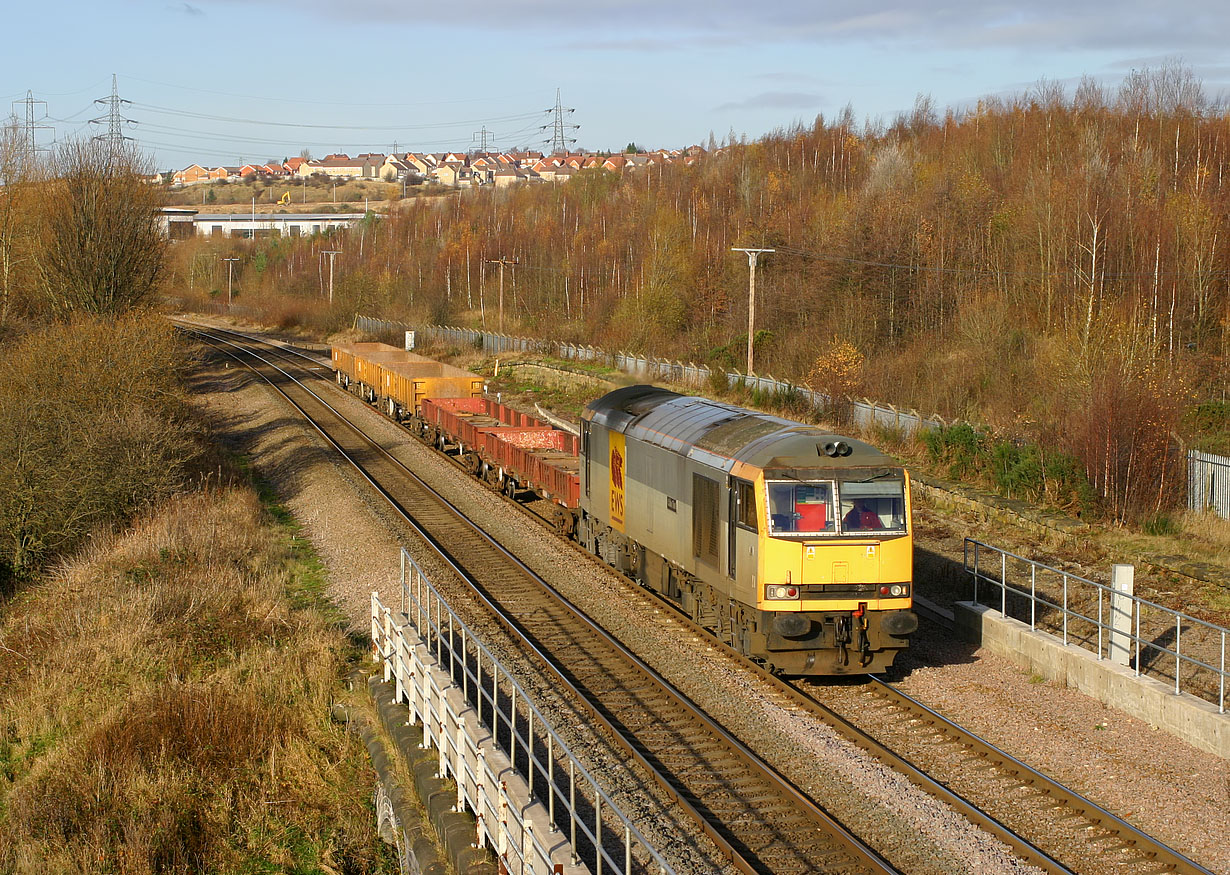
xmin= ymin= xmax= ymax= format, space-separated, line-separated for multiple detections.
xmin=462 ymin=452 xmax=481 ymax=475
xmin=503 ymin=479 xmax=519 ymax=499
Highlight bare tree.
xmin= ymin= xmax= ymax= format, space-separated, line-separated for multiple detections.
xmin=36 ymin=139 xmax=166 ymax=316
xmin=0 ymin=115 xmax=37 ymax=324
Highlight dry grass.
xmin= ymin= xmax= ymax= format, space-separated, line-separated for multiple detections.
xmin=0 ymin=487 xmax=388 ymax=874
xmin=1103 ymin=509 xmax=1230 ymax=576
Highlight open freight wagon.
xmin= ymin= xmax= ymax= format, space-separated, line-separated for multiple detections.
xmin=418 ymin=397 xmax=580 ymax=516
xmin=332 ymin=341 xmax=483 ymax=419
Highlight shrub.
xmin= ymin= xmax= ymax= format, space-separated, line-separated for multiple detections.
xmin=923 ymin=422 xmax=991 ymax=480
xmin=1185 ymin=400 xmax=1230 ymax=455
xmin=1143 ymin=512 xmax=1180 ymax=536
xmin=922 ymin=422 xmax=1097 ymax=515
xmin=0 ymin=314 xmax=200 ymax=581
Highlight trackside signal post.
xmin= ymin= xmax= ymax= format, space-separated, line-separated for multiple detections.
xmin=222 ymin=257 xmax=240 ymax=309
xmin=732 ymin=247 xmax=774 ymax=376
xmin=322 ymin=250 xmax=341 ymax=304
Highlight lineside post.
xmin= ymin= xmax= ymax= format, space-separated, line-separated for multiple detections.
xmin=1109 ymin=564 xmax=1134 ymax=666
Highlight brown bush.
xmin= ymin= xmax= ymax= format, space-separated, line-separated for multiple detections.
xmin=37 ymin=139 xmax=166 ymax=317
xmin=0 ymin=313 xmax=201 ymax=580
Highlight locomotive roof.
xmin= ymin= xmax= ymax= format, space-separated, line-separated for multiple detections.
xmin=583 ymin=385 xmax=899 ymax=474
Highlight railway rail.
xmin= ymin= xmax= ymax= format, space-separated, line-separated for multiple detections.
xmin=181 ymin=324 xmax=899 ymax=874
xmin=846 ymin=678 xmax=1215 ymax=875
xmin=180 ymin=322 xmax=1215 ymax=875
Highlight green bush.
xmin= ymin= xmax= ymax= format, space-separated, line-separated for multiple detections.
xmin=1186 ymin=400 xmax=1230 ymax=455
xmin=922 ymin=422 xmax=1097 ymax=515
xmin=923 ymin=422 xmax=991 ymax=480
xmin=1143 ymin=512 xmax=1179 ymax=536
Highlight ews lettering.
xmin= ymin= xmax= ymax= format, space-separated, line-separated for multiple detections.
xmin=609 ymin=446 xmax=625 ymax=524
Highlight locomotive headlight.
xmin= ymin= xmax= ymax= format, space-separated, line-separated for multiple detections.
xmin=891 ymin=585 xmax=906 ymax=597
xmin=766 ymin=585 xmax=800 ymax=600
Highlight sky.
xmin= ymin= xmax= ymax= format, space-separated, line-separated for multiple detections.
xmin=3 ymin=1 xmax=1229 ymax=171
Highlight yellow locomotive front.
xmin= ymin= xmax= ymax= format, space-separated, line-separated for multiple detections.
xmin=745 ymin=455 xmax=917 ymax=673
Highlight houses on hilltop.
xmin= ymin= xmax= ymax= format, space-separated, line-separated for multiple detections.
xmin=169 ymin=145 xmax=707 ymax=189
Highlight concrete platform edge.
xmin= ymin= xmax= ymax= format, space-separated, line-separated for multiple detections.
xmin=954 ymin=601 xmax=1228 ymax=759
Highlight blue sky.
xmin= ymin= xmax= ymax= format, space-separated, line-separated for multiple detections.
xmin=3 ymin=1 xmax=1228 ymax=171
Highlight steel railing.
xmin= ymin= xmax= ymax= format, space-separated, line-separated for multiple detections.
xmin=370 ymin=547 xmax=673 ymax=875
xmin=964 ymin=538 xmax=1228 ymax=712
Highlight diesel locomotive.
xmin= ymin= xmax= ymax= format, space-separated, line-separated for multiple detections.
xmin=576 ymin=385 xmax=918 ymax=674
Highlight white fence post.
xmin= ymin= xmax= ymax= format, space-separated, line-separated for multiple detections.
xmin=456 ymin=717 xmax=467 ymax=811
xmin=383 ymin=607 xmax=393 ymax=682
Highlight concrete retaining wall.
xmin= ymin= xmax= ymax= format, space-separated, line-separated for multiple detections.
xmin=955 ymin=601 xmax=1230 ymax=759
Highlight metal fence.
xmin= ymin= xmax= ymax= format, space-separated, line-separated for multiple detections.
xmin=1188 ymin=449 xmax=1230 ymax=520
xmin=353 ymin=316 xmax=948 ymax=438
xmin=373 ymin=547 xmax=673 ymax=875
xmin=964 ymin=539 xmax=1229 ymax=712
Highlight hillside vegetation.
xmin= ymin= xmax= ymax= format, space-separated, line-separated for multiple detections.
xmin=0 ymin=137 xmax=387 ymax=870
xmin=172 ymin=64 xmax=1230 ymax=523
xmin=0 ymin=487 xmax=387 ymax=873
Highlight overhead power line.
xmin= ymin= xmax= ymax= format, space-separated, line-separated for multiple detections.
xmin=773 ymin=245 xmax=1230 ymax=283
xmin=132 ymin=102 xmax=545 ymax=133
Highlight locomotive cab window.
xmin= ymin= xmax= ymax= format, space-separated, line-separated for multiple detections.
xmin=765 ymin=481 xmax=835 ymax=537
xmin=838 ymin=480 xmax=906 ymax=534
xmin=733 ymin=479 xmax=758 ymax=530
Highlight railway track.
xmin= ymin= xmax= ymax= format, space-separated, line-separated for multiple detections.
xmin=798 ymin=676 xmax=1216 ymax=875
xmin=180 ymin=322 xmax=1215 ymax=875
xmin=182 ymin=324 xmax=899 ymax=874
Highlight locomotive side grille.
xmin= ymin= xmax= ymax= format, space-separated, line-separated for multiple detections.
xmin=692 ymin=473 xmax=721 ymax=566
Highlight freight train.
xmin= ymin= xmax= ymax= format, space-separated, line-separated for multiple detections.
xmin=334 ymin=342 xmax=918 ymax=675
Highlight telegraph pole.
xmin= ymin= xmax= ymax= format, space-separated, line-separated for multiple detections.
xmin=484 ymin=257 xmax=519 ymax=333
xmin=322 ymin=250 xmax=341 ymax=304
xmin=731 ymin=247 xmax=774 ymax=376
xmin=222 ymin=257 xmax=240 ymax=309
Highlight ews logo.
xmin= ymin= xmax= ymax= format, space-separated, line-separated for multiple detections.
xmin=609 ymin=432 xmax=626 ymax=530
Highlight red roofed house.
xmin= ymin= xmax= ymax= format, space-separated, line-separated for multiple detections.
xmin=173 ymin=164 xmax=210 ymax=185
